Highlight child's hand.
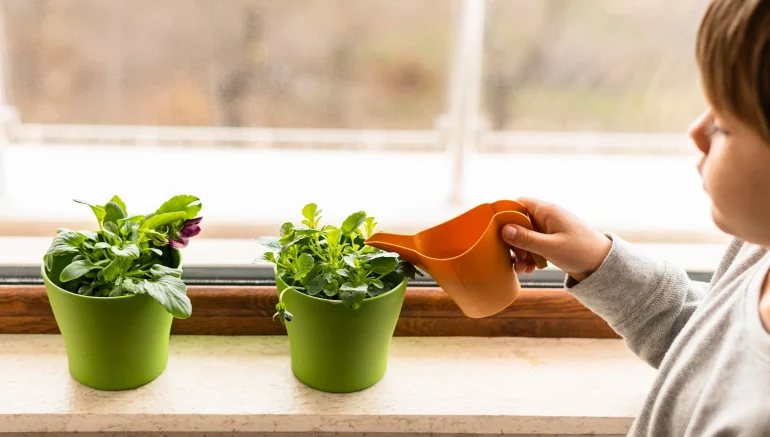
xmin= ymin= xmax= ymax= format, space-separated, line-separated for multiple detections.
xmin=501 ymin=197 xmax=612 ymax=282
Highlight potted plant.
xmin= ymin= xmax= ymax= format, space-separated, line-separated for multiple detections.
xmin=256 ymin=203 xmax=422 ymax=393
xmin=42 ymin=194 xmax=203 ymax=391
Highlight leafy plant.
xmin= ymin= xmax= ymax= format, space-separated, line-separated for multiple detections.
xmin=43 ymin=195 xmax=203 ymax=319
xmin=255 ymin=203 xmax=423 ymax=324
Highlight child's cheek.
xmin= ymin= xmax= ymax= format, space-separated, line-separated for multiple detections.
xmin=702 ymin=141 xmax=732 ymax=194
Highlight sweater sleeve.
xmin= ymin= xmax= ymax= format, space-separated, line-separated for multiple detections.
xmin=565 ymin=234 xmax=709 ymax=368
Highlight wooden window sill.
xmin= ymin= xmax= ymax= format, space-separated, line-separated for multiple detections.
xmin=0 ymin=285 xmax=618 ymax=338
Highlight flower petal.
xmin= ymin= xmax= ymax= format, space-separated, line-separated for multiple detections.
xmin=168 ymin=237 xmax=189 ymax=249
xmin=180 ymin=225 xmax=201 ymax=238
xmin=184 ymin=217 xmax=203 ymax=226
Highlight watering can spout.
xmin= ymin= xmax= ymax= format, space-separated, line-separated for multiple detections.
xmin=364 ymin=232 xmax=422 ymax=266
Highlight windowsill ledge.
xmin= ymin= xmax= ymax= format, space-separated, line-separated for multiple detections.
xmin=0 ymin=334 xmax=655 ymax=435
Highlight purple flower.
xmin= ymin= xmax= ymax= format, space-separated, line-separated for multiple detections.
xmin=168 ymin=238 xmax=188 ymax=249
xmin=168 ymin=217 xmax=203 ymax=248
xmin=184 ymin=216 xmax=203 ymax=227
xmin=180 ymin=219 xmax=202 ymax=238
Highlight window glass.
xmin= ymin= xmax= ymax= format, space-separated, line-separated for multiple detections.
xmin=0 ymin=0 xmax=727 ymax=271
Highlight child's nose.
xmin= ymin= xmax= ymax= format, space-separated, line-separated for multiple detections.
xmin=689 ymin=111 xmax=711 ymax=155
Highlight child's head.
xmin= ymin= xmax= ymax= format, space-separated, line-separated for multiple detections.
xmin=689 ymin=0 xmax=770 ymax=245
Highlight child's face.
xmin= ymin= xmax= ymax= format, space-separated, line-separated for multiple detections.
xmin=690 ymin=108 xmax=770 ymax=245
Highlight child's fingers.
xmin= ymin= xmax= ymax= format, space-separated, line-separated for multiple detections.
xmin=513 ymin=248 xmax=528 ymax=264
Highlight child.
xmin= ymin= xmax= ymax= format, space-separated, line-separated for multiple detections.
xmin=500 ymin=1 xmax=770 ymax=435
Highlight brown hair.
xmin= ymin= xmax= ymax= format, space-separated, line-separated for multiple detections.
xmin=696 ymin=0 xmax=770 ymax=141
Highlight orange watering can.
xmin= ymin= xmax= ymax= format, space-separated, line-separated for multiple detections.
xmin=364 ymin=200 xmax=548 ymax=319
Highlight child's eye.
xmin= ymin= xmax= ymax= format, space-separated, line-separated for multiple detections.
xmin=706 ymin=122 xmax=727 ymax=137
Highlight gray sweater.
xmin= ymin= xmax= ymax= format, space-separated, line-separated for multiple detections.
xmin=566 ymin=234 xmax=770 ymax=436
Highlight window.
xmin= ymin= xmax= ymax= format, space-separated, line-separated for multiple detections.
xmin=0 ymin=0 xmax=724 ymax=336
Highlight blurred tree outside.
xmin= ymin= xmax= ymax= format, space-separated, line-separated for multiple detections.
xmin=482 ymin=0 xmax=708 ymax=132
xmin=2 ymin=0 xmax=707 ymax=132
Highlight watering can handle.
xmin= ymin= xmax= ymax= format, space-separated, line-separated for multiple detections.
xmin=493 ymin=210 xmax=549 ymax=269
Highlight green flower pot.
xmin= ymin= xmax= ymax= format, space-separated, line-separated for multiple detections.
xmin=277 ymin=273 xmax=407 ymax=393
xmin=42 ymin=250 xmax=181 ymax=391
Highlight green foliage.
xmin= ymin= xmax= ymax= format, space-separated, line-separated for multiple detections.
xmin=256 ymin=203 xmax=423 ymax=322
xmin=43 ymin=195 xmax=203 ymax=318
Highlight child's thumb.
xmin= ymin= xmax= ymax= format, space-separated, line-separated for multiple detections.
xmin=501 ymin=224 xmax=554 ymax=256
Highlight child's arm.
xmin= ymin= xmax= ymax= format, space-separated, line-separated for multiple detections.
xmin=502 ymin=197 xmax=709 ymax=368
xmin=563 ymin=235 xmax=708 ymax=368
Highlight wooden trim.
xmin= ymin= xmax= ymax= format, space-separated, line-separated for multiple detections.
xmin=0 ymin=285 xmax=619 ymax=338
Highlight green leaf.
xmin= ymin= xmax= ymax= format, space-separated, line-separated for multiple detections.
xmin=323 ymin=279 xmax=339 ymax=297
xmin=103 ymin=221 xmax=120 ymax=237
xmin=148 ymin=248 xmax=164 ymax=256
xmin=255 ymin=236 xmax=281 ymax=250
xmin=339 ymin=283 xmax=368 ymax=309
xmin=121 ymin=278 xmax=140 ymax=295
xmin=279 ymin=222 xmax=295 ymax=244
xmin=254 ymin=237 xmax=281 ymax=264
xmin=324 ymin=228 xmax=341 ymax=248
xmin=367 ymin=282 xmax=388 ymax=297
xmin=294 ymin=253 xmax=314 ymax=280
xmin=371 ymin=257 xmax=399 ymax=274
xmin=60 ymin=259 xmax=98 ymax=282
xmin=133 ymin=275 xmax=191 ymax=319
xmin=145 ymin=230 xmax=168 ymax=245
xmin=343 ymin=254 xmax=358 ymax=268
xmin=370 ymin=278 xmax=384 ymax=289
xmin=307 ymin=275 xmax=325 ymax=296
xmin=78 ymin=231 xmax=99 ymax=241
xmin=364 ymin=217 xmax=378 ymax=238
xmin=302 ymin=264 xmax=322 ymax=285
xmin=45 ymin=229 xmax=85 ymax=257
xmin=99 ymin=258 xmax=123 ymax=282
xmin=109 ymin=278 xmax=125 ymax=297
xmin=302 ymin=203 xmax=318 ymax=221
xmin=155 ymin=195 xmax=202 ymax=220
xmin=396 ymin=261 xmax=424 ymax=279
xmin=341 ymin=211 xmax=367 ymax=235
xmin=74 ymin=200 xmax=107 ymax=228
xmin=77 ymin=285 xmax=96 ymax=296
xmin=120 ymin=220 xmax=139 ymax=240
xmin=281 ymin=236 xmax=311 ymax=252
xmin=280 ymin=222 xmax=294 ymax=237
xmin=94 ymin=242 xmax=112 ymax=250
xmin=111 ymin=243 xmax=140 ymax=259
xmin=44 ymin=230 xmax=85 ymax=270
xmin=150 ymin=264 xmax=183 ymax=279
xmin=109 ymin=195 xmax=128 ymax=215
xmin=294 ymin=228 xmax=319 ymax=237
xmin=118 ymin=215 xmax=145 ymax=225
xmin=336 ymin=268 xmax=350 ymax=277
xmin=139 ymin=211 xmax=186 ymax=232
xmin=104 ymin=201 xmax=127 ymax=225
xmin=360 ymin=251 xmax=400 ymax=261
xmin=60 ymin=280 xmax=79 ymax=293
xmin=301 ymin=203 xmax=322 ymax=229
